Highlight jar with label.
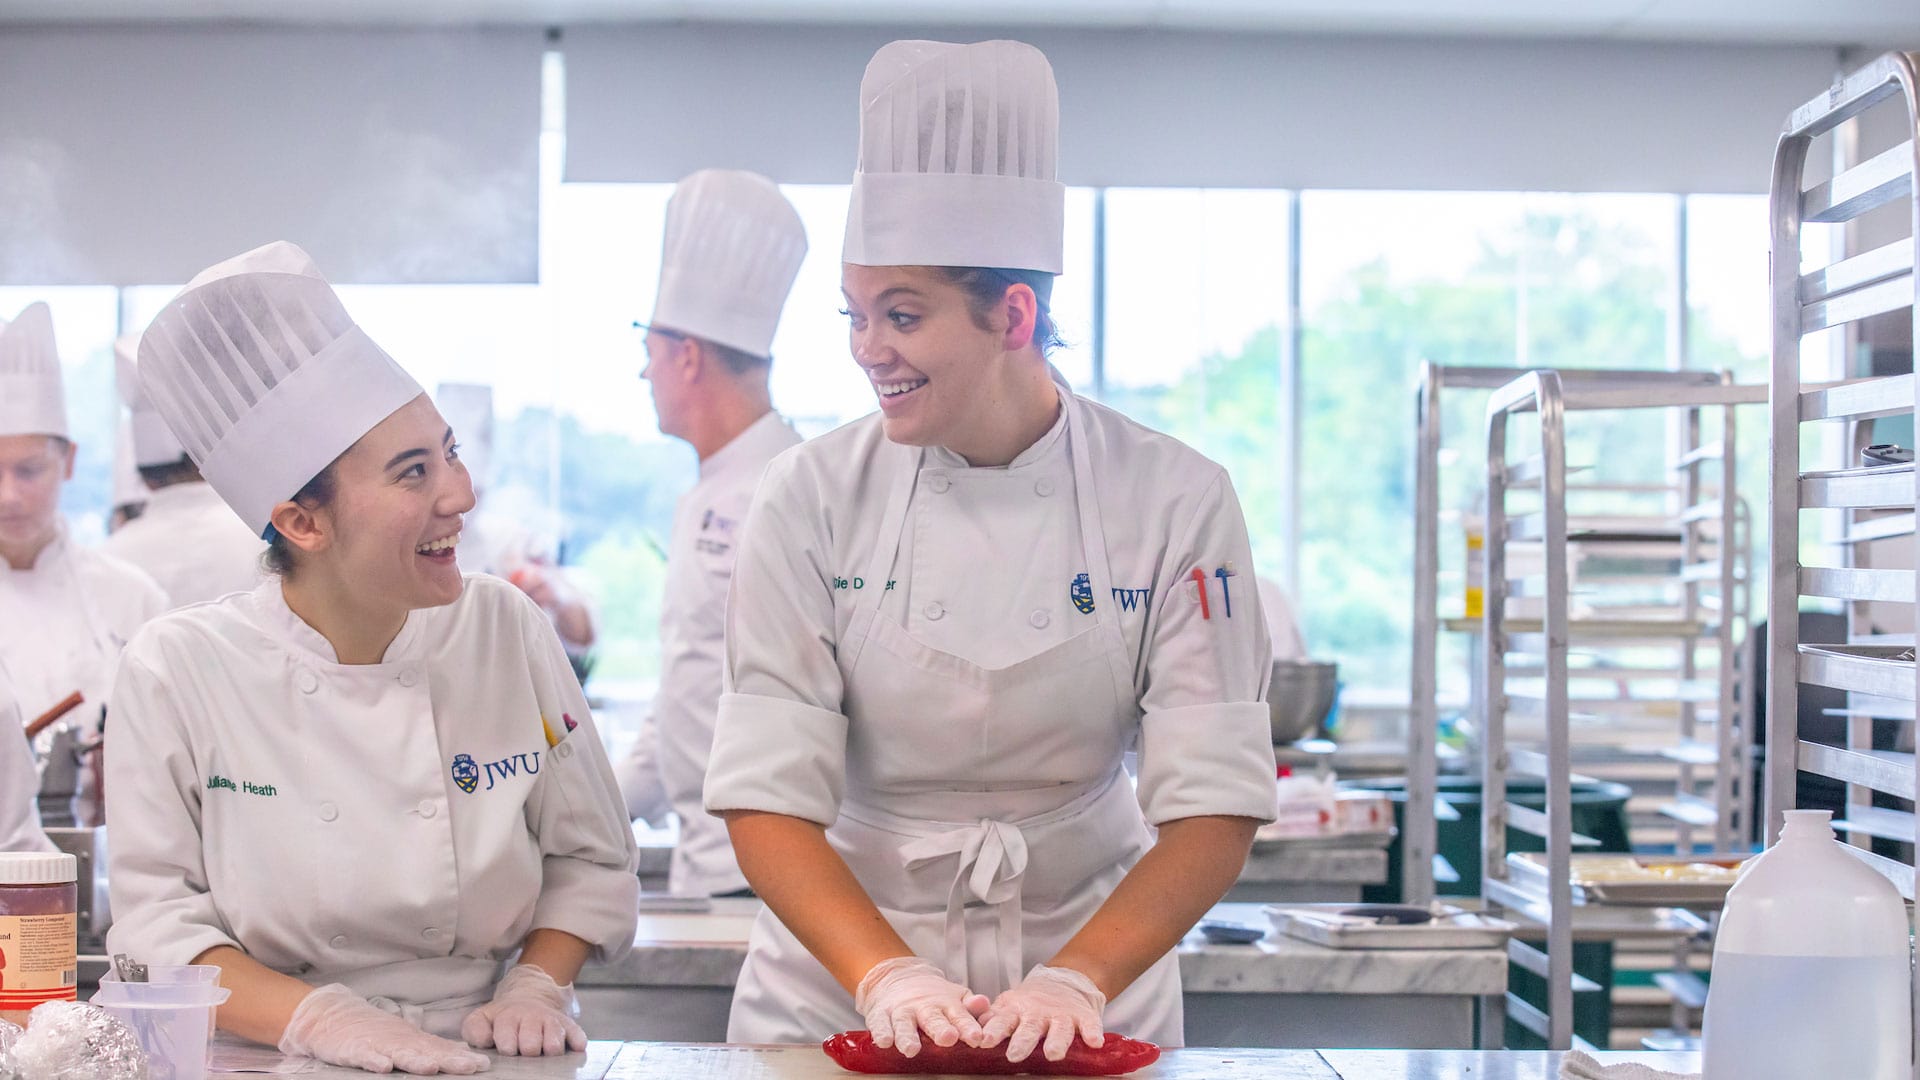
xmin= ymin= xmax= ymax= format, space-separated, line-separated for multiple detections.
xmin=0 ymin=852 xmax=78 ymax=1025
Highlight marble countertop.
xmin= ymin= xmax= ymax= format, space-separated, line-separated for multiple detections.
xmin=293 ymin=1042 xmax=1701 ymax=1078
xmin=635 ymin=834 xmax=1386 ymax=886
xmin=578 ymin=902 xmax=1505 ymax=998
xmin=1241 ymin=842 xmax=1388 ymax=884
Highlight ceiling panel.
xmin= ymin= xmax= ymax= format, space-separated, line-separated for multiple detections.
xmin=0 ymin=0 xmax=1912 ymax=47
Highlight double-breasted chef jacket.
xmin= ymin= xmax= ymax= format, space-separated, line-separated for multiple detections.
xmin=102 ymin=481 xmax=265 ymax=609
xmin=105 ymin=573 xmax=640 ymax=1037
xmin=617 ymin=410 xmax=801 ymax=896
xmin=706 ymin=381 xmax=1279 ymax=1046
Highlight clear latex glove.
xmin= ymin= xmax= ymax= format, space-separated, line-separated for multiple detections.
xmin=979 ymin=964 xmax=1107 ymax=1063
xmin=278 ymin=983 xmax=490 ymax=1075
xmin=854 ymin=956 xmax=991 ymax=1059
xmin=459 ymin=964 xmax=587 ymax=1057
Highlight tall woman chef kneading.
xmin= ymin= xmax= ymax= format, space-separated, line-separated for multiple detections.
xmin=105 ymin=243 xmax=640 ymax=1075
xmin=706 ymin=40 xmax=1278 ymax=1064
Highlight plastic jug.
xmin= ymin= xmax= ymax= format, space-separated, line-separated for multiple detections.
xmin=1701 ymin=810 xmax=1912 ymax=1080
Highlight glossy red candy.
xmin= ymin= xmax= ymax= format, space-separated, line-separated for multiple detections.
xmin=822 ymin=1030 xmax=1161 ymax=1076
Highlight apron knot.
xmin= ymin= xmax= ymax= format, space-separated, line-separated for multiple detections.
xmin=899 ymin=818 xmax=1032 ymax=993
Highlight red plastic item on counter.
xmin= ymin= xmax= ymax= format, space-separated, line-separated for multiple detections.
xmin=822 ymin=1031 xmax=1161 ymax=1076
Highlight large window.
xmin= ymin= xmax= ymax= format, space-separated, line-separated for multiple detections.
xmin=7 ymin=183 xmax=1782 ymax=754
xmin=1102 ymin=189 xmax=1293 ymax=591
xmin=1298 ymin=192 xmax=1685 ymax=694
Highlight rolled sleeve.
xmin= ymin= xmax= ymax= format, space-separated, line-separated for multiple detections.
xmin=1134 ymin=471 xmax=1278 ymax=826
xmin=704 ymin=692 xmax=849 ymax=826
xmin=1137 ymin=703 xmax=1277 ymax=824
xmin=519 ymin=593 xmax=641 ymax=964
xmin=103 ymin=653 xmax=245 ymax=967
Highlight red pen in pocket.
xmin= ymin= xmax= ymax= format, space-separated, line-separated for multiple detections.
xmin=1190 ymin=567 xmax=1210 ymax=619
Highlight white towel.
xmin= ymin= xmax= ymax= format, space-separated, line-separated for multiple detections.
xmin=1560 ymin=1050 xmax=1701 ymax=1080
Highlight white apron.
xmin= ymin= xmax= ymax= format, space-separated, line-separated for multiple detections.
xmin=727 ymin=390 xmax=1184 ymax=1046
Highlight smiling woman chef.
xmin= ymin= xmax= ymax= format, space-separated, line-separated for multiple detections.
xmin=705 ymin=39 xmax=1278 ymax=1066
xmin=103 ymin=243 xmax=639 ymax=1075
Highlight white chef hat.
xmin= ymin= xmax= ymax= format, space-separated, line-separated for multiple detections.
xmin=434 ymin=381 xmax=494 ymax=488
xmin=0 ymin=302 xmax=67 ymax=439
xmin=137 ymin=241 xmax=424 ymax=538
xmin=844 ymin=39 xmax=1064 ymax=274
xmin=641 ymin=170 xmax=808 ymax=359
xmin=115 ymin=334 xmax=187 ymax=468
xmin=110 ymin=417 xmax=148 ymax=511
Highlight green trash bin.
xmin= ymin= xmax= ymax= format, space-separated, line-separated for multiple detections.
xmin=1343 ymin=776 xmax=1633 ymax=1049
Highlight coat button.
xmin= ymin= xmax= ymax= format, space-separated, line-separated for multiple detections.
xmin=1030 ymin=610 xmax=1050 ymax=629
xmin=555 ymin=741 xmax=574 ymax=761
xmin=330 ymin=934 xmax=348 ymax=949
xmin=929 ymin=476 xmax=951 ymax=494
xmin=1035 ymin=478 xmax=1056 ymax=497
xmin=398 ymin=668 xmax=418 ymax=688
xmin=318 ymin=802 xmax=339 ymax=822
xmin=297 ymin=671 xmax=319 ymax=695
xmin=422 ymin=927 xmax=441 ymax=941
xmin=923 ymin=602 xmax=945 ymax=621
xmin=418 ymin=801 xmax=437 ymax=819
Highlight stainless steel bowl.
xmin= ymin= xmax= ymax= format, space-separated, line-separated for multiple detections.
xmin=1268 ymin=659 xmax=1338 ymax=744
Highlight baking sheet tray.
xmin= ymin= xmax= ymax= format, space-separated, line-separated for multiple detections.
xmin=1506 ymin=852 xmax=1742 ymax=907
xmin=1263 ymin=904 xmax=1515 ymax=950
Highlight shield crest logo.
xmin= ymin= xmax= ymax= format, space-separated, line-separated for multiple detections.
xmin=1070 ymin=573 xmax=1096 ymax=615
xmin=451 ymin=753 xmax=480 ymax=794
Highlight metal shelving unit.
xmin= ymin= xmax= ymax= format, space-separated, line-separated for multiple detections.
xmin=1763 ymin=49 xmax=1919 ymax=1080
xmin=1480 ymin=371 xmax=1765 ymax=1049
xmin=1411 ymin=363 xmax=1735 ymax=905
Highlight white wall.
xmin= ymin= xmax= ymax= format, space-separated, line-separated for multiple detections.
xmin=566 ymin=23 xmax=1848 ymax=193
xmin=0 ymin=26 xmax=544 ymax=285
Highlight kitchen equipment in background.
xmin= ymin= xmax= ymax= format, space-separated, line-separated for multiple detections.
xmin=1861 ymin=443 xmax=1913 ymax=466
xmin=44 ymin=827 xmax=109 ymax=951
xmin=1268 ymin=659 xmax=1337 ymax=744
xmin=1701 ymin=810 xmax=1910 ymax=1080
xmin=1265 ymin=902 xmax=1515 ymax=950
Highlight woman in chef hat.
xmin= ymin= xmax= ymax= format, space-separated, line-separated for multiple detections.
xmin=705 ymin=40 xmax=1277 ymax=1065
xmin=105 ymin=242 xmax=639 ymax=1075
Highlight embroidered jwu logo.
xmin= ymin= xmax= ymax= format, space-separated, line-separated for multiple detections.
xmin=1070 ymin=573 xmax=1096 ymax=615
xmin=453 ymin=751 xmax=545 ymax=793
xmin=450 ymin=754 xmax=480 ymax=794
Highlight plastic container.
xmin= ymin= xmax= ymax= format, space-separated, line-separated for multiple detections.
xmin=1701 ymin=810 xmax=1911 ymax=1080
xmin=1266 ymin=766 xmax=1337 ymax=838
xmin=0 ymin=851 xmax=78 ymax=1025
xmin=92 ymin=976 xmax=231 ymax=1080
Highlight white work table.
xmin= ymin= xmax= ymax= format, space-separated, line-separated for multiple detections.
xmin=292 ymin=1042 xmax=1702 ymax=1078
xmin=574 ymin=901 xmax=1505 ymax=1049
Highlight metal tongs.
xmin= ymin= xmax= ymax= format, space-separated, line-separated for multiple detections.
xmin=109 ymin=954 xmax=148 ymax=983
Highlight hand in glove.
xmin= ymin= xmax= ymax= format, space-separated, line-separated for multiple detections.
xmin=979 ymin=964 xmax=1107 ymax=1063
xmin=459 ymin=964 xmax=587 ymax=1057
xmin=854 ymin=956 xmax=990 ymax=1058
xmin=279 ymin=983 xmax=491 ymax=1075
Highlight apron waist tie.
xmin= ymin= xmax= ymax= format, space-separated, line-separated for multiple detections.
xmin=900 ymin=818 xmax=1029 ymax=995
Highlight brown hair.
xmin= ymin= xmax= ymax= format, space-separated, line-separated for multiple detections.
xmin=935 ymin=267 xmax=1065 ymax=357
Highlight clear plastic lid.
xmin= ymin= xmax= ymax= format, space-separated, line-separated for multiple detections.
xmin=0 ymin=852 xmax=78 ymax=884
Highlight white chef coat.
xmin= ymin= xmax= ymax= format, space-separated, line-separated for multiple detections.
xmin=616 ymin=411 xmax=800 ymax=896
xmin=706 ymin=382 xmax=1277 ymax=1044
xmin=0 ymin=666 xmax=54 ymax=853
xmin=104 ymin=574 xmax=640 ymax=1036
xmin=0 ymin=521 xmax=167 ymax=736
xmin=102 ymin=482 xmax=265 ymax=609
